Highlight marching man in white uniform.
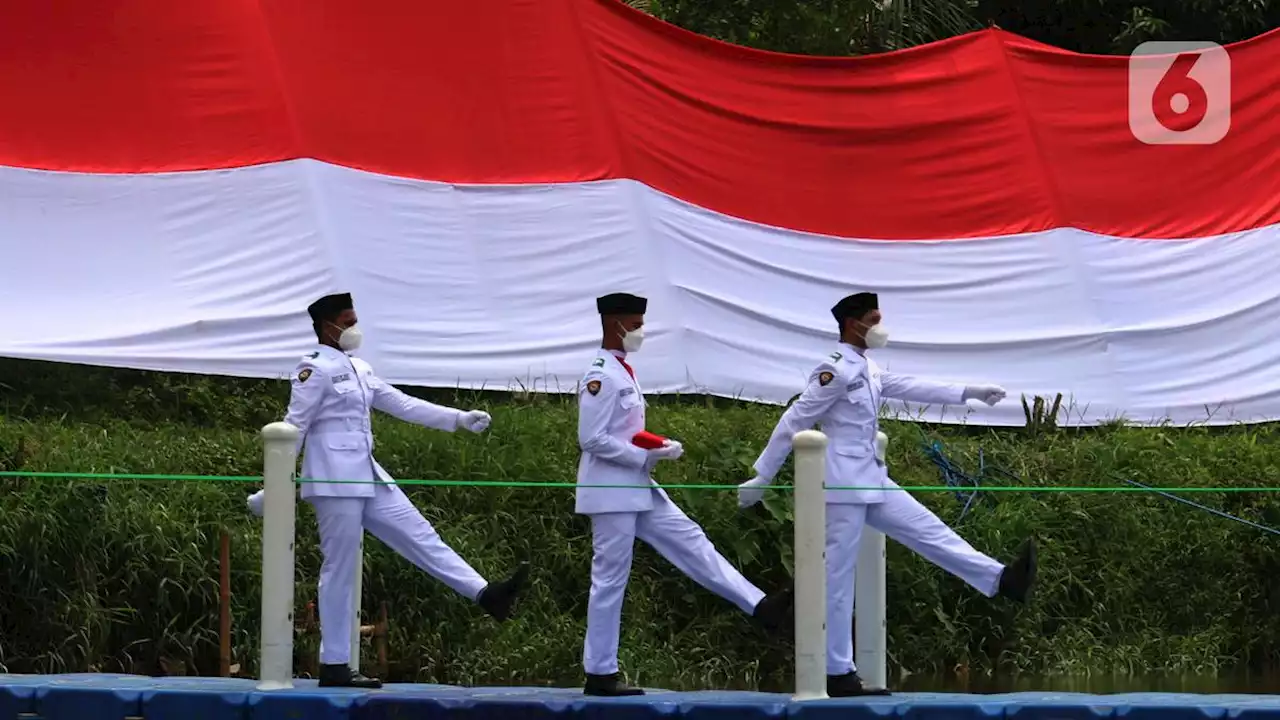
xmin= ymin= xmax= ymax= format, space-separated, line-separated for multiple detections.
xmin=577 ymin=292 xmax=794 ymax=697
xmin=738 ymin=292 xmax=1036 ymax=697
xmin=248 ymin=292 xmax=530 ymax=688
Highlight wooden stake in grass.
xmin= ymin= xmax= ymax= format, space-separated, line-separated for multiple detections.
xmin=377 ymin=601 xmax=389 ymax=679
xmin=1021 ymin=393 xmax=1064 ymax=436
xmin=219 ymin=530 xmax=231 ymax=678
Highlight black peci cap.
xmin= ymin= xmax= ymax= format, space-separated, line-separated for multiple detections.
xmin=596 ymin=292 xmax=647 ymax=315
xmin=831 ymin=292 xmax=878 ymax=323
xmin=307 ymin=293 xmax=353 ymax=324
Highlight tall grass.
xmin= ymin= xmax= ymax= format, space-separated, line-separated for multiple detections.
xmin=2 ymin=358 xmax=1280 ymax=688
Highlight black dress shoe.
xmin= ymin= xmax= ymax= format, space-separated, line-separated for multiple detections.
xmin=828 ymin=671 xmax=891 ymax=697
xmin=477 ymin=561 xmax=530 ymax=621
xmin=751 ymin=587 xmax=794 ymax=632
xmin=584 ymin=672 xmax=644 ymax=696
xmin=318 ymin=663 xmax=382 ymax=688
xmin=997 ymin=539 xmax=1037 ymax=603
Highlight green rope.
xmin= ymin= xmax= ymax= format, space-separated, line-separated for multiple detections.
xmin=0 ymin=471 xmax=1277 ymax=493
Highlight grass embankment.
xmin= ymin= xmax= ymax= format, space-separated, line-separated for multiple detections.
xmin=1 ymin=358 xmax=1280 ymax=689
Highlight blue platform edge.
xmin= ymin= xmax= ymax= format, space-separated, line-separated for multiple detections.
xmin=2 ymin=673 xmax=1279 ymax=720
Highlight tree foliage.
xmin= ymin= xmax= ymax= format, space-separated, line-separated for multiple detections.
xmin=628 ymin=0 xmax=1278 ymax=55
xmin=977 ymin=0 xmax=1279 ymax=54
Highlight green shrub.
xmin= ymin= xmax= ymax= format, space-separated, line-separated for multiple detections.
xmin=1 ymin=358 xmax=1279 ymax=688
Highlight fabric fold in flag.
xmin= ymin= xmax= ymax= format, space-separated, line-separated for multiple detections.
xmin=0 ymin=1 xmax=1277 ymax=427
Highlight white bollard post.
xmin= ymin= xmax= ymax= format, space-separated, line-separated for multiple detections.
xmin=792 ymin=429 xmax=828 ymax=701
xmin=855 ymin=528 xmax=887 ymax=690
xmin=855 ymin=429 xmax=890 ymax=690
xmin=349 ymin=538 xmax=363 ymax=672
xmin=258 ymin=422 xmax=300 ymax=690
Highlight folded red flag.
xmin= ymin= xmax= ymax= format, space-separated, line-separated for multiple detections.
xmin=631 ymin=431 xmax=667 ymax=449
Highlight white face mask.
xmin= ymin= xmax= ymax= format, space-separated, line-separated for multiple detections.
xmin=335 ymin=324 xmax=363 ymax=352
xmin=621 ymin=325 xmax=644 ymax=353
xmin=863 ymin=323 xmax=889 ymax=349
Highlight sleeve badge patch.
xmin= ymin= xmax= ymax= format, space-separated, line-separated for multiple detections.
xmin=586 ymin=379 xmax=602 ymax=396
xmin=818 ymin=371 xmax=834 ymax=386
xmin=298 ymin=368 xmax=313 ymax=383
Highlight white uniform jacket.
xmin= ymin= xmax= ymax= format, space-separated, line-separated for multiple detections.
xmin=574 ymin=348 xmax=668 ymax=515
xmin=752 ymin=343 xmax=965 ymax=505
xmin=284 ymin=344 xmax=463 ymax=500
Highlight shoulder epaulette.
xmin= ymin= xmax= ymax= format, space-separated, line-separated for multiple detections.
xmin=591 ymin=357 xmax=605 ymax=368
xmin=829 ymin=351 xmax=843 ymax=362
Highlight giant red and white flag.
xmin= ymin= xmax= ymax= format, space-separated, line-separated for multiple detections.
xmin=1 ymin=0 xmax=1277 ymax=426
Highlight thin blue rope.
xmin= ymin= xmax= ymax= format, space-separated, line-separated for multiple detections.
xmin=921 ymin=440 xmax=985 ymax=522
xmin=1122 ymin=478 xmax=1280 ymax=536
xmin=920 ymin=438 xmax=1280 ymax=536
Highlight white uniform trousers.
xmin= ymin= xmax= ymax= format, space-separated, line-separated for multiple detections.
xmin=826 ymin=486 xmax=1005 ymax=675
xmin=309 ymin=483 xmax=489 ymax=665
xmin=584 ymin=490 xmax=767 ymax=674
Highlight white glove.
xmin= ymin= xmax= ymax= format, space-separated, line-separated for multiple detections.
xmin=963 ymin=384 xmax=1007 ymax=406
xmin=875 ymin=431 xmax=889 ymax=465
xmin=458 ymin=410 xmax=491 ymax=433
xmin=247 ymin=489 xmax=265 ymax=518
xmin=738 ymin=476 xmax=771 ymax=509
xmin=647 ymin=439 xmax=684 ymax=463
